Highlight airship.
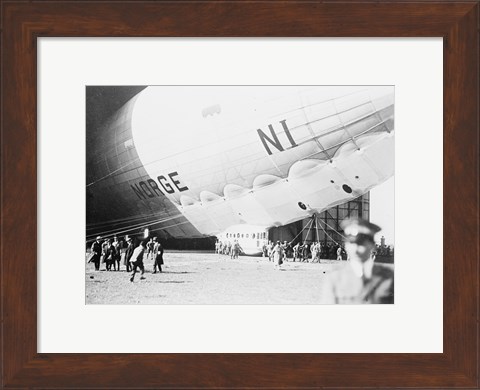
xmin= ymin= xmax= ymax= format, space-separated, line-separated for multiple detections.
xmin=86 ymin=86 xmax=394 ymax=254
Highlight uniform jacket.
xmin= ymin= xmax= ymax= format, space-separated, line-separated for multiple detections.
xmin=321 ymin=262 xmax=394 ymax=304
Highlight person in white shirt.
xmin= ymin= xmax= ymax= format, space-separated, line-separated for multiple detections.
xmin=129 ymin=241 xmax=147 ymax=282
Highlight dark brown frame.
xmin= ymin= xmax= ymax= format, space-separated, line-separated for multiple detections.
xmin=1 ymin=1 xmax=478 ymax=388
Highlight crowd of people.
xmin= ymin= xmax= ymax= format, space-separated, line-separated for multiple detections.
xmin=218 ymin=219 xmax=394 ymax=303
xmin=87 ymin=217 xmax=393 ymax=303
xmin=215 ymin=240 xmax=243 ymax=259
xmin=375 ymin=244 xmax=394 ymax=257
xmin=272 ymin=240 xmax=346 ymax=263
xmin=88 ymin=235 xmax=164 ymax=282
xmin=215 ymin=239 xmax=347 ymax=263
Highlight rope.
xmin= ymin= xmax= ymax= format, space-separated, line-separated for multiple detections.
xmin=86 ymin=213 xmax=183 ymax=240
xmin=319 ymin=217 xmax=348 ymax=240
xmin=289 ymin=216 xmax=314 ymax=243
xmin=86 ymin=158 xmax=140 ymax=188
xmin=316 ymin=218 xmax=341 ymax=245
xmin=314 ymin=215 xmax=320 ymax=242
xmin=87 ymin=211 xmax=177 ymax=228
xmin=303 ymin=217 xmax=314 ymax=245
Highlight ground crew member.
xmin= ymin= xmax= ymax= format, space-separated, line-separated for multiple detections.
xmin=89 ymin=236 xmax=103 ymax=271
xmin=153 ymin=239 xmax=164 ymax=273
xmin=272 ymin=241 xmax=284 ymax=270
xmin=130 ymin=241 xmax=147 ymax=282
xmin=336 ymin=246 xmax=343 ymax=261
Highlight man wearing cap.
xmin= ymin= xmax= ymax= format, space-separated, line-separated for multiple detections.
xmin=321 ymin=218 xmax=394 ymax=304
xmin=89 ymin=236 xmax=103 ymax=271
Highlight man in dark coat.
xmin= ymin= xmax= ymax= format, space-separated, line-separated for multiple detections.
xmin=321 ymin=218 xmax=394 ymax=304
xmin=105 ymin=240 xmax=117 ymax=271
xmin=124 ymin=237 xmax=135 ymax=272
xmin=112 ymin=236 xmax=121 ymax=271
xmin=153 ymin=239 xmax=164 ymax=273
xmin=302 ymin=243 xmax=310 ymax=262
xmin=89 ymin=236 xmax=103 ymax=271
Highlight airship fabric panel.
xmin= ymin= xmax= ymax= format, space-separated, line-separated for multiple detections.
xmin=125 ymin=86 xmax=394 ymax=237
xmin=87 ymin=86 xmax=394 ymax=239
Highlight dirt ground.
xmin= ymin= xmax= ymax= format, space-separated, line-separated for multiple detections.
xmin=85 ymin=251 xmax=351 ymax=305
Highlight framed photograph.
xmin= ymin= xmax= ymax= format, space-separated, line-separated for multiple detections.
xmin=1 ymin=1 xmax=478 ymax=388
xmin=85 ymin=84 xmax=395 ymax=305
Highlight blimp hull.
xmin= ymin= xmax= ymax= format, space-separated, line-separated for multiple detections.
xmin=87 ymin=86 xmax=394 ymax=240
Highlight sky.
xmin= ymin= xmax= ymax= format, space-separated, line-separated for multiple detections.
xmin=369 ymin=176 xmax=394 ymax=246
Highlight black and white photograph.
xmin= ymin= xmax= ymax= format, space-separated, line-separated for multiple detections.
xmin=86 ymin=85 xmax=394 ymax=304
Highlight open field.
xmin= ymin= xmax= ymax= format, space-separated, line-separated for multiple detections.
xmin=85 ymin=251 xmax=353 ymax=305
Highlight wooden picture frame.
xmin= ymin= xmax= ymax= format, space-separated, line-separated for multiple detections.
xmin=1 ymin=1 xmax=478 ymax=388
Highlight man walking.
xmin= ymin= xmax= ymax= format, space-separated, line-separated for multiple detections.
xmin=89 ymin=236 xmax=103 ymax=271
xmin=130 ymin=241 xmax=147 ymax=282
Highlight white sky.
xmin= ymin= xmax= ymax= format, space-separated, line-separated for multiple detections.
xmin=370 ymin=176 xmax=394 ymax=246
